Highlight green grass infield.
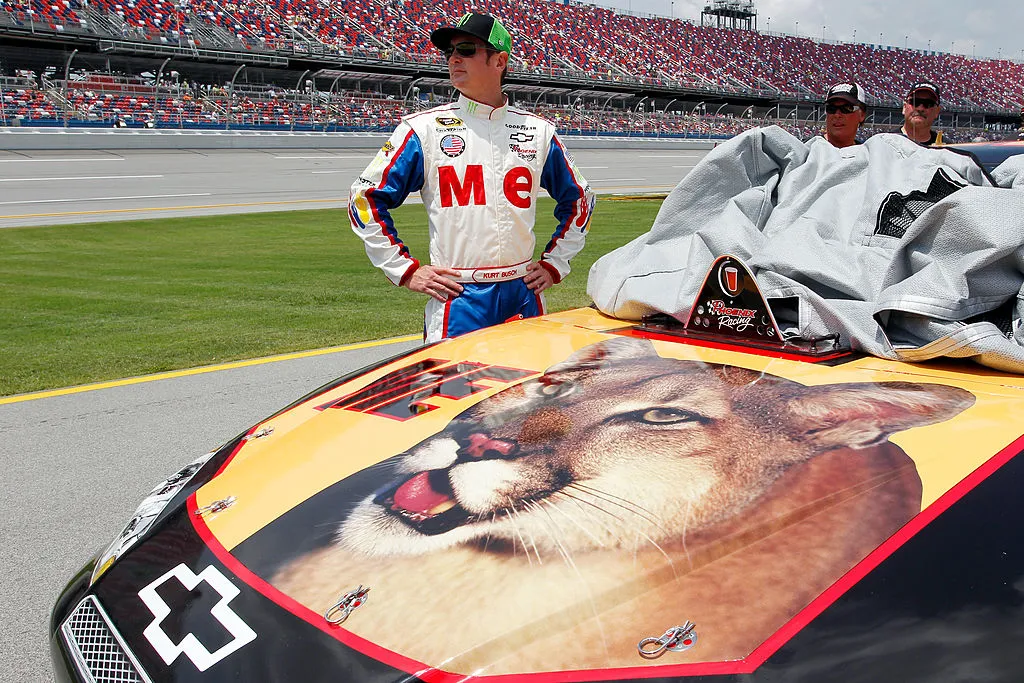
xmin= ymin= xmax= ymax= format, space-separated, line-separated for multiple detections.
xmin=0 ymin=197 xmax=662 ymax=396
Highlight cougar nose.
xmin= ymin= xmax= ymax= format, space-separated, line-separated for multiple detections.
xmin=460 ymin=433 xmax=517 ymax=460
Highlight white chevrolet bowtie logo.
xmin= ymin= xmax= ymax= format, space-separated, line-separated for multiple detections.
xmin=138 ymin=563 xmax=257 ymax=671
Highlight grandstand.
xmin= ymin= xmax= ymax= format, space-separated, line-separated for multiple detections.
xmin=0 ymin=0 xmax=1021 ymax=140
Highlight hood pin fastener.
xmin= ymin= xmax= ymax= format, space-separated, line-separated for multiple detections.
xmin=325 ymin=585 xmax=370 ymax=625
xmin=638 ymin=622 xmax=698 ymax=659
xmin=194 ymin=496 xmax=237 ymax=517
xmin=245 ymin=426 xmax=274 ymax=440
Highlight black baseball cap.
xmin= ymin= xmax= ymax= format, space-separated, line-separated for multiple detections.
xmin=825 ymin=82 xmax=867 ymax=107
xmin=907 ymin=81 xmax=941 ymax=102
xmin=430 ymin=13 xmax=512 ymax=55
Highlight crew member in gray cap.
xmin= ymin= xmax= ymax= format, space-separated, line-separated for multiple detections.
xmin=901 ymin=81 xmax=943 ymax=145
xmin=823 ymin=82 xmax=868 ymax=148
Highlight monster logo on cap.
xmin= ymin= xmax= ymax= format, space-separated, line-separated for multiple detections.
xmin=430 ymin=12 xmax=512 ymax=55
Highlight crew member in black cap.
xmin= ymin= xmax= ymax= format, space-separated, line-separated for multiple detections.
xmin=901 ymin=81 xmax=943 ymax=145
xmin=349 ymin=13 xmax=594 ymax=342
xmin=823 ymin=82 xmax=868 ymax=148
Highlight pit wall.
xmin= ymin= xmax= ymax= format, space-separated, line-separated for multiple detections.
xmin=0 ymin=127 xmax=718 ymax=151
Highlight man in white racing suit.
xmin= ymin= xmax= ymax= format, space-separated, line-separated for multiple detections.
xmin=350 ymin=12 xmax=595 ymax=342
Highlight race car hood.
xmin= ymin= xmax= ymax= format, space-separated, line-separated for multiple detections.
xmin=179 ymin=307 xmax=1024 ymax=681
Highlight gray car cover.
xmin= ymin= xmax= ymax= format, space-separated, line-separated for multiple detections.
xmin=587 ymin=127 xmax=1024 ymax=373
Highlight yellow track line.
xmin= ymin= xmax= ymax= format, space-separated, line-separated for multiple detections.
xmin=1 ymin=188 xmax=671 ymax=221
xmin=0 ymin=197 xmax=346 ymax=220
xmin=1 ymin=334 xmax=421 ymax=405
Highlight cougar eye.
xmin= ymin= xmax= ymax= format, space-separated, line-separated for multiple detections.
xmin=639 ymin=408 xmax=705 ymax=424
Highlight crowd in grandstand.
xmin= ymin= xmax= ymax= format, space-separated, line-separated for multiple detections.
xmin=1 ymin=0 xmax=1022 ymax=113
xmin=2 ymin=70 xmax=1014 ymax=144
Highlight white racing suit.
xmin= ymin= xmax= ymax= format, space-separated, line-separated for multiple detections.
xmin=350 ymin=94 xmax=595 ymax=342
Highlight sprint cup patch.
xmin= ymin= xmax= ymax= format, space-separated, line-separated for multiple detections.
xmin=440 ymin=134 xmax=466 ymax=157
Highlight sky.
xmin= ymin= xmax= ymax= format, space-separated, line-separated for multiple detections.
xmin=591 ymin=0 xmax=1023 ymax=61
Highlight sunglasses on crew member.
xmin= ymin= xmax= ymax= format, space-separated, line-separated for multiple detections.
xmin=906 ymin=98 xmax=938 ymax=108
xmin=825 ymin=102 xmax=861 ymax=114
xmin=443 ymin=41 xmax=494 ymax=59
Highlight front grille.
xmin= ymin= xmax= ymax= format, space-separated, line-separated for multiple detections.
xmin=61 ymin=596 xmax=152 ymax=683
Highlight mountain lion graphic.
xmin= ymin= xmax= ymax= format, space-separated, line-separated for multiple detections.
xmin=273 ymin=337 xmax=974 ymax=673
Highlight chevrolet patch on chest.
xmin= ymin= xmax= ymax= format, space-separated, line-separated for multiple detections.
xmin=440 ymin=135 xmax=466 ymax=158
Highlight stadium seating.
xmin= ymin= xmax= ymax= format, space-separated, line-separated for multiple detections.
xmin=1 ymin=0 xmax=1021 ymax=111
xmin=1 ymin=68 xmax=1010 ymax=142
xmin=1 ymin=81 xmax=60 ymax=122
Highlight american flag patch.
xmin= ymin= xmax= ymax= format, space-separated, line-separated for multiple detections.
xmin=440 ymin=134 xmax=466 ymax=157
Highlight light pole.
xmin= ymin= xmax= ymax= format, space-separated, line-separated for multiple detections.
xmin=62 ymin=48 xmax=77 ymax=128
xmin=307 ymin=79 xmax=315 ymax=128
xmin=154 ymin=57 xmax=171 ymax=129
xmin=405 ymin=84 xmax=421 ymax=113
xmin=821 ymin=25 xmax=825 ymax=41
xmin=326 ymin=73 xmax=343 ymax=131
xmin=766 ymin=16 xmax=770 ymax=33
xmin=795 ymin=21 xmax=799 ymax=36
xmin=290 ymin=69 xmax=309 ymax=131
xmin=226 ymin=63 xmax=245 ymax=130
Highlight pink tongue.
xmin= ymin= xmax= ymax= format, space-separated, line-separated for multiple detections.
xmin=393 ymin=471 xmax=451 ymax=515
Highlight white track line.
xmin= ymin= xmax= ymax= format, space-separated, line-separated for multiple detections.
xmin=0 ymin=193 xmax=211 ymax=206
xmin=271 ymin=155 xmax=367 ymax=160
xmin=0 ymin=157 xmax=124 ymax=163
xmin=0 ymin=175 xmax=163 ymax=182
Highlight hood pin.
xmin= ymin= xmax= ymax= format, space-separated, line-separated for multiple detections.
xmin=194 ymin=496 xmax=237 ymax=517
xmin=325 ymin=585 xmax=370 ymax=625
xmin=638 ymin=622 xmax=698 ymax=658
xmin=245 ymin=426 xmax=274 ymax=440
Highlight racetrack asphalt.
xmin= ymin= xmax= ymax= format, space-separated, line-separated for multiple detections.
xmin=0 ymin=142 xmax=708 ymax=680
xmin=0 ymin=336 xmax=420 ymax=682
xmin=0 ymin=147 xmax=706 ymax=227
